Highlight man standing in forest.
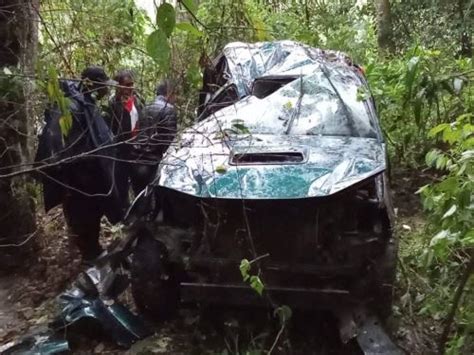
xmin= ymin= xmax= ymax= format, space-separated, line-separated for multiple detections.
xmin=131 ymin=79 xmax=178 ymax=193
xmin=106 ymin=69 xmax=143 ymax=208
xmin=35 ymin=66 xmax=122 ymax=262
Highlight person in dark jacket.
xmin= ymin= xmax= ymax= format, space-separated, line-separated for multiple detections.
xmin=35 ymin=66 xmax=121 ymax=262
xmin=105 ymin=69 xmax=143 ymax=209
xmin=131 ymin=79 xmax=178 ymax=194
xmin=107 ymin=69 xmax=142 ymax=142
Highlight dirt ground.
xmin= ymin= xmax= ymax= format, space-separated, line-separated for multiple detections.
xmin=0 ymin=210 xmax=365 ymax=354
xmin=0 ymin=169 xmax=438 ymax=354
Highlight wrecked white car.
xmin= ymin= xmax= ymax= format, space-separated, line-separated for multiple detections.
xmin=126 ymin=41 xmax=397 ymax=325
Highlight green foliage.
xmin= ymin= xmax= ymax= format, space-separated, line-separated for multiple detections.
xmin=45 ymin=66 xmax=72 ymax=138
xmin=249 ymin=275 xmax=264 ymax=296
xmin=239 ymin=258 xmax=251 ymax=281
xmin=144 ymin=3 xmax=177 ymax=71
xmin=365 ymin=48 xmax=473 ymax=166
xmin=415 ymin=115 xmax=474 ymax=353
xmin=175 ymin=22 xmax=203 ymax=37
xmin=420 ymin=115 xmax=474 ymax=259
xmin=391 ymin=0 xmax=474 ymax=54
xmin=146 ymin=29 xmax=170 ymax=69
xmin=40 ymin=0 xmax=149 ymax=73
xmin=239 ymin=258 xmax=264 ymax=296
xmin=196 ymin=0 xmax=263 ymax=53
xmin=156 ymin=3 xmax=176 ymax=38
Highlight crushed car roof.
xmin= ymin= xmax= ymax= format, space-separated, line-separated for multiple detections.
xmin=158 ymin=41 xmax=386 ymax=199
xmin=219 ymin=40 xmax=360 ymax=97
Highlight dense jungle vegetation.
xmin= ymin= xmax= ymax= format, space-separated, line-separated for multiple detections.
xmin=0 ymin=0 xmax=472 ymax=354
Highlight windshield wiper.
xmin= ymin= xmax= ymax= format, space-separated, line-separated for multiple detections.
xmin=285 ymin=77 xmax=305 ymax=135
xmin=320 ymin=64 xmax=357 ymax=136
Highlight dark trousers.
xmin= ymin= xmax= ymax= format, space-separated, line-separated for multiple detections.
xmin=115 ymin=160 xmax=132 ymax=211
xmin=116 ymin=158 xmax=158 ymax=199
xmin=130 ymin=163 xmax=158 ymax=195
xmin=63 ymin=194 xmax=104 ymax=261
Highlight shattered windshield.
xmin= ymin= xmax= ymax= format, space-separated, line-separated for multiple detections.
xmin=203 ymin=64 xmax=377 ymax=138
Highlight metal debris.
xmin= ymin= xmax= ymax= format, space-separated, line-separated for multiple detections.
xmin=357 ymin=314 xmax=404 ymax=355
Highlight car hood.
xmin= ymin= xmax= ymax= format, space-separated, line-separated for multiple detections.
xmin=157 ymin=134 xmax=385 ymax=199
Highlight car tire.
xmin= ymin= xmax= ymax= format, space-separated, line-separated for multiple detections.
xmin=131 ymin=231 xmax=179 ymax=319
xmin=373 ymin=235 xmax=399 ymax=320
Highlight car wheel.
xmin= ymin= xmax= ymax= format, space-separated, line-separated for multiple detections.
xmin=373 ymin=235 xmax=399 ymax=320
xmin=131 ymin=231 xmax=179 ymax=319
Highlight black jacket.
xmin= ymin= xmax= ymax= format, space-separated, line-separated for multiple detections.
xmin=35 ymin=81 xmax=122 ymax=223
xmin=105 ymin=95 xmax=144 ymax=160
xmin=136 ymin=95 xmax=177 ymax=161
xmin=106 ymin=96 xmax=143 ymax=141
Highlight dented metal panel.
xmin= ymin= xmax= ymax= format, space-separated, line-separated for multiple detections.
xmin=158 ymin=40 xmax=384 ymax=199
xmin=200 ymin=68 xmax=378 ymax=138
xmin=159 ymin=135 xmax=385 ymax=199
xmin=221 ymin=41 xmax=356 ymax=97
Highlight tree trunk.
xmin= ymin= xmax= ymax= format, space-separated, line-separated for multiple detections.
xmin=0 ymin=0 xmax=38 ymax=271
xmin=374 ymin=0 xmax=395 ymax=53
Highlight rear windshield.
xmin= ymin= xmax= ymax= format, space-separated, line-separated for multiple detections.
xmin=203 ymin=65 xmax=378 ymax=138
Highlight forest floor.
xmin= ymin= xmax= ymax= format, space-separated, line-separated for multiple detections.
xmin=0 ymin=168 xmax=439 ymax=354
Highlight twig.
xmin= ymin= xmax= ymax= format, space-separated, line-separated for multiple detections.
xmin=249 ymin=253 xmax=270 ymax=265
xmin=0 ymin=230 xmax=39 ymax=248
xmin=267 ymin=324 xmax=285 ymax=355
xmin=438 ymin=250 xmax=474 ymax=354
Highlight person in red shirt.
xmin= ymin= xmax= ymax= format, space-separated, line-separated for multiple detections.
xmin=106 ymin=69 xmax=143 ymax=211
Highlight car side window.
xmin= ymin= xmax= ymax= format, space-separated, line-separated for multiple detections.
xmin=198 ymin=84 xmax=239 ymax=121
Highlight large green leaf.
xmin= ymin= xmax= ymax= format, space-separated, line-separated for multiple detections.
xmin=428 ymin=123 xmax=450 ymax=137
xmin=175 ymin=22 xmax=202 ymax=37
xmin=404 ymin=56 xmax=420 ymax=102
xmin=180 ymin=0 xmax=198 ymax=14
xmin=145 ymin=29 xmax=170 ymax=69
xmin=156 ymin=3 xmax=176 ymax=38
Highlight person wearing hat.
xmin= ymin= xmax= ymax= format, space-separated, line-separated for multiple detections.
xmin=35 ymin=65 xmax=122 ymax=262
